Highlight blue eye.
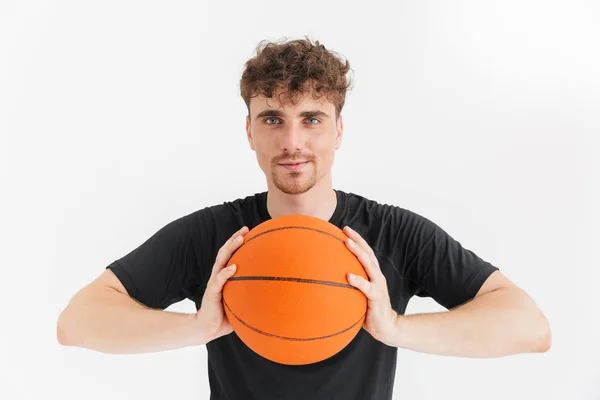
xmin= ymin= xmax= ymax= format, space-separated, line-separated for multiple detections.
xmin=306 ymin=118 xmax=319 ymax=124
xmin=265 ymin=118 xmax=279 ymax=124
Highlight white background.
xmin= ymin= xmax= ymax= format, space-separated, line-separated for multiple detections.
xmin=2 ymin=0 xmax=599 ymax=399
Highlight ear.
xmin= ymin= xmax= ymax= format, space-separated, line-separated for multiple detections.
xmin=246 ymin=115 xmax=255 ymax=151
xmin=335 ymin=115 xmax=343 ymax=150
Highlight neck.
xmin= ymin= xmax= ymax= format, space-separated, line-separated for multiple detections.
xmin=266 ymin=176 xmax=337 ymax=221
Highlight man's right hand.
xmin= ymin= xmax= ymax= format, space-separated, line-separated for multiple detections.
xmin=196 ymin=225 xmax=249 ymax=343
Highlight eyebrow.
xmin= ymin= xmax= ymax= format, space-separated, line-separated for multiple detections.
xmin=254 ymin=109 xmax=330 ymax=120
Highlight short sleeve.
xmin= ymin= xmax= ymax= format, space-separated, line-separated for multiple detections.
xmin=403 ymin=214 xmax=499 ymax=310
xmin=106 ymin=214 xmax=202 ymax=310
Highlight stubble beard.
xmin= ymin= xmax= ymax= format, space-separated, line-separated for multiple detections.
xmin=271 ymin=162 xmax=317 ymax=195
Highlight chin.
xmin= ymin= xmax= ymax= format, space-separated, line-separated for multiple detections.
xmin=275 ymin=181 xmax=314 ymax=195
xmin=272 ymin=175 xmax=317 ymax=195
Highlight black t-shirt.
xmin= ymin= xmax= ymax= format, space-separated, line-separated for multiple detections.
xmin=106 ymin=189 xmax=498 ymax=400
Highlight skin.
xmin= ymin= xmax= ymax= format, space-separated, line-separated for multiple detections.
xmin=56 ymin=83 xmax=551 ymax=358
xmin=236 ymin=85 xmax=552 ymax=357
xmin=245 ymin=87 xmax=342 ymax=221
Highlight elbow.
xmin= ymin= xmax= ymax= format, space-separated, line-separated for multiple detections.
xmin=532 ymin=314 xmax=552 ymax=353
xmin=514 ymin=309 xmax=551 ymax=355
xmin=57 ymin=310 xmax=75 ymax=347
xmin=57 ymin=291 xmax=89 ymax=347
xmin=537 ymin=323 xmax=552 ymax=353
xmin=56 ymin=314 xmax=69 ymax=346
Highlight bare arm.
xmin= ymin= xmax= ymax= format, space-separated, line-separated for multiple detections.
xmin=57 ymin=226 xmax=249 ymax=354
xmin=387 ymin=271 xmax=552 ymax=357
xmin=56 ymin=269 xmax=207 ymax=354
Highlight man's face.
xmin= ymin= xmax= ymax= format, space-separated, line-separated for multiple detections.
xmin=246 ymin=89 xmax=343 ymax=195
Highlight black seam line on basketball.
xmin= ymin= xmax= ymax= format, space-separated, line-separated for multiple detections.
xmin=243 ymin=226 xmax=344 ymax=246
xmin=228 ymin=276 xmax=358 ymax=290
xmin=223 ymin=299 xmax=366 ymax=341
xmin=229 ymin=225 xmax=346 ymax=259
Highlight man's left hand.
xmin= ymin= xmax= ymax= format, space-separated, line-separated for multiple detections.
xmin=343 ymin=226 xmax=398 ymax=347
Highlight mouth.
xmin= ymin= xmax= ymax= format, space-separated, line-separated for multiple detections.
xmin=279 ymin=161 xmax=309 ymax=171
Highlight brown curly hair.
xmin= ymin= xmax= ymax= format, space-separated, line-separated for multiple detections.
xmin=240 ymin=37 xmax=353 ymax=119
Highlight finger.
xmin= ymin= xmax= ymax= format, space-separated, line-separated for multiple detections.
xmin=347 ymin=273 xmax=374 ymax=299
xmin=228 ymin=226 xmax=249 ymax=253
xmin=229 ymin=226 xmax=249 ymax=244
xmin=206 ymin=264 xmax=237 ymax=298
xmin=217 ymin=227 xmax=247 ymax=263
xmin=212 ymin=235 xmax=243 ymax=275
xmin=225 ymin=225 xmax=248 ymax=249
xmin=344 ymin=226 xmax=375 ymax=257
xmin=210 ymin=227 xmax=248 ymax=277
xmin=345 ymin=238 xmax=381 ymax=282
xmin=344 ymin=226 xmax=385 ymax=280
xmin=228 ymin=226 xmax=249 ymax=244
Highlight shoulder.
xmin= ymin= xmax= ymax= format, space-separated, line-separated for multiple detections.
xmin=341 ymin=190 xmax=439 ymax=250
xmin=181 ymin=192 xmax=264 ymax=243
xmin=186 ymin=191 xmax=260 ymax=219
xmin=343 ymin=191 xmax=432 ymax=232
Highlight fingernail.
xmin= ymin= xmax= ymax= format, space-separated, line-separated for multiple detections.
xmin=229 ymin=265 xmax=236 ymax=270
xmin=348 ymin=273 xmax=355 ymax=280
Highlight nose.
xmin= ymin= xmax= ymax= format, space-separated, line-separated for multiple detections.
xmin=279 ymin=122 xmax=305 ymax=153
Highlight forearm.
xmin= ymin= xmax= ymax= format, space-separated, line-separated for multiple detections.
xmin=57 ymin=288 xmax=207 ymax=354
xmin=389 ymin=288 xmax=551 ymax=358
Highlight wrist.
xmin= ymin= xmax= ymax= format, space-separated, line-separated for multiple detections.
xmin=377 ymin=309 xmax=399 ymax=347
xmin=192 ymin=313 xmax=212 ymax=346
xmin=385 ymin=312 xmax=403 ymax=348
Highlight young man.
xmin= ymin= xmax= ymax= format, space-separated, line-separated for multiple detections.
xmin=57 ymin=38 xmax=551 ymax=400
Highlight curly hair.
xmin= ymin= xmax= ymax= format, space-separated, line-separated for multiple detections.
xmin=240 ymin=37 xmax=353 ymax=118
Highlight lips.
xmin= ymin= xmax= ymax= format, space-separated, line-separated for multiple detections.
xmin=281 ymin=162 xmax=307 ymax=166
xmin=279 ymin=161 xmax=309 ymax=171
xmin=279 ymin=161 xmax=308 ymax=166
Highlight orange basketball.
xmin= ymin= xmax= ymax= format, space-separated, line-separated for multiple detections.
xmin=222 ymin=214 xmax=368 ymax=365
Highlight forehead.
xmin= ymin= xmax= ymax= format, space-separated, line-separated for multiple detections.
xmin=249 ymin=89 xmax=334 ymax=115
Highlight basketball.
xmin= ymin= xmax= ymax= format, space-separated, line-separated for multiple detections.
xmin=222 ymin=214 xmax=368 ymax=365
